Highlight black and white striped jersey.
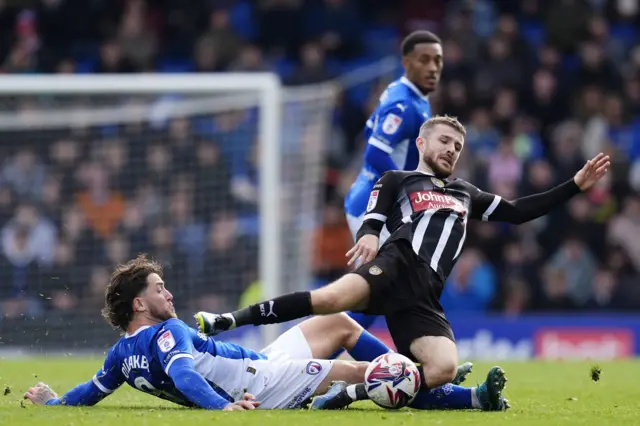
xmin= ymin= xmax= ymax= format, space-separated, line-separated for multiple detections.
xmin=356 ymin=170 xmax=581 ymax=281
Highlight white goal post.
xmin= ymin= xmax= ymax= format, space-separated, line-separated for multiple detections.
xmin=0 ymin=73 xmax=335 ymax=349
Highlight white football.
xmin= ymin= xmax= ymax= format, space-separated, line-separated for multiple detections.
xmin=364 ymin=352 xmax=421 ymax=409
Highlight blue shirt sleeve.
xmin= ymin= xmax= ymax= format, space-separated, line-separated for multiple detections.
xmin=368 ymin=102 xmax=415 ymax=153
xmin=166 ymin=356 xmax=232 ymax=410
xmin=366 ymin=102 xmax=416 ymax=174
xmin=46 ymin=348 xmax=125 ymax=406
xmin=155 ymin=319 xmax=195 ymax=376
xmin=92 ymin=346 xmax=125 ymax=395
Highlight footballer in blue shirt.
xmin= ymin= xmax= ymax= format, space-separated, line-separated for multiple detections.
xmin=24 ymin=255 xmax=508 ymax=411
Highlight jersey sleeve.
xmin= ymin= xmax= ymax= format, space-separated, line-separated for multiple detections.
xmin=92 ymin=346 xmax=125 ymax=395
xmin=466 ymin=182 xmax=503 ymax=222
xmin=467 ymin=178 xmax=581 ymax=224
xmin=155 ymin=319 xmax=195 ymax=376
xmin=368 ymin=102 xmax=416 ymax=154
xmin=356 ymin=172 xmax=400 ymax=241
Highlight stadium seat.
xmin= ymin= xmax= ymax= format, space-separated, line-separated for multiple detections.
xmin=157 ymin=58 xmax=195 ymax=73
xmin=520 ymin=20 xmax=545 ymax=48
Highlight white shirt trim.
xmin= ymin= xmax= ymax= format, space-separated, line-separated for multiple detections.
xmin=164 ymin=353 xmax=194 ymax=375
xmin=367 ymin=136 xmax=393 ymax=154
xmin=92 ymin=376 xmax=114 ymax=394
xmin=400 ymin=76 xmax=429 ymax=101
xmin=124 ymin=325 xmax=151 ymax=338
xmin=482 ymin=195 xmax=502 ymax=221
xmin=363 ymin=213 xmax=387 ymax=222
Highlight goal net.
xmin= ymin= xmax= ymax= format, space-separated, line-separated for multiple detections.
xmin=0 ymin=74 xmax=336 ymax=353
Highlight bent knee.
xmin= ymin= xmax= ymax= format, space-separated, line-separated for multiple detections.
xmin=346 ymin=361 xmax=369 ymax=383
xmin=424 ymin=362 xmax=457 ymax=387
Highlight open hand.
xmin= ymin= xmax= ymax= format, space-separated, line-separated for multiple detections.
xmin=223 ymin=399 xmax=261 ymax=411
xmin=24 ymin=382 xmax=57 ymax=406
xmin=573 ymin=153 xmax=610 ymax=191
xmin=346 ymin=234 xmax=379 ymax=266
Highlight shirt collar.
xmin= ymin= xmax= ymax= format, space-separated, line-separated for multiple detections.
xmin=400 ymin=76 xmax=429 ymax=102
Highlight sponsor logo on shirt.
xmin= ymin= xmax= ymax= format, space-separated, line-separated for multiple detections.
xmin=157 ymin=330 xmax=176 ymax=353
xmin=366 ymin=190 xmax=379 ymax=212
xmin=410 ymin=190 xmax=467 ymax=216
xmin=382 ymin=113 xmax=402 ymax=134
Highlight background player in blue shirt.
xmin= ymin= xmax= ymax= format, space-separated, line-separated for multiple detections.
xmin=24 ymin=255 xmax=506 ymax=411
xmin=344 ymin=31 xmax=442 ymax=331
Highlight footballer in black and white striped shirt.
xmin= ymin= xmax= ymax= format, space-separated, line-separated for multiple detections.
xmin=195 ymin=115 xmax=610 ymax=409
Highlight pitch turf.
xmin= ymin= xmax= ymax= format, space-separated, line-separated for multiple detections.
xmin=1 ymin=358 xmax=639 ymax=425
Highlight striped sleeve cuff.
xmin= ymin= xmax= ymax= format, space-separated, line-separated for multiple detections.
xmin=164 ymin=353 xmax=194 ymax=375
xmin=367 ymin=137 xmax=393 ymax=154
xmin=92 ymin=376 xmax=115 ymax=394
xmin=363 ymin=213 xmax=387 ymax=222
xmin=482 ymin=195 xmax=502 ymax=221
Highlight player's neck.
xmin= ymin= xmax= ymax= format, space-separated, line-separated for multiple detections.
xmin=127 ymin=315 xmax=162 ymax=335
xmin=416 ymin=163 xmax=435 ymax=175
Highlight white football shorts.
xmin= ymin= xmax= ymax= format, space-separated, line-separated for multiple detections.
xmin=249 ymin=326 xmax=333 ymax=409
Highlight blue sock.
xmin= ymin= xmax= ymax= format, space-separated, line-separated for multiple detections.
xmin=329 ymin=329 xmax=391 ymax=360
xmin=409 ymin=384 xmax=474 ymax=410
xmin=346 ymin=312 xmax=377 ymax=330
xmin=329 ymin=312 xmax=381 ymax=360
xmin=347 ymin=330 xmax=391 ymax=362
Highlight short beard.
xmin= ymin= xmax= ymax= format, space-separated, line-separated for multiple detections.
xmin=149 ymin=304 xmax=176 ymax=322
xmin=424 ymin=155 xmax=452 ymax=178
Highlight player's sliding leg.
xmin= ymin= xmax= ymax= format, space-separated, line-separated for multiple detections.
xmin=297 ymin=313 xmax=390 ymax=362
xmin=409 ymin=366 xmax=509 ymax=411
xmin=297 ymin=314 xmax=473 ymax=385
xmin=312 ymin=366 xmax=509 ymax=411
xmin=195 ymin=273 xmax=371 ymax=335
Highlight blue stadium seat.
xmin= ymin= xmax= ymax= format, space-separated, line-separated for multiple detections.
xmin=272 ymin=57 xmax=295 ymax=79
xmin=520 ymin=20 xmax=545 ymax=48
xmin=363 ymin=26 xmax=399 ymax=57
xmin=75 ymin=58 xmax=97 ymax=74
xmin=230 ymin=0 xmax=256 ymax=41
xmin=562 ymin=54 xmax=580 ymax=72
xmin=157 ymin=58 xmax=194 ymax=73
xmin=610 ymin=23 xmax=638 ymax=48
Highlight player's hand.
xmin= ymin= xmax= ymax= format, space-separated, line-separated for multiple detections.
xmin=223 ymin=400 xmax=260 ymax=411
xmin=241 ymin=392 xmax=258 ymax=402
xmin=346 ymin=234 xmax=379 ymax=266
xmin=573 ymin=153 xmax=610 ymax=191
xmin=24 ymin=382 xmax=58 ymax=406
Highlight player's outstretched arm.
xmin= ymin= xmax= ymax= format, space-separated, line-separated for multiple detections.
xmin=470 ymin=153 xmax=610 ymax=224
xmin=166 ymin=356 xmax=260 ymax=411
xmin=24 ymin=380 xmax=110 ymax=406
xmin=26 ymin=347 xmax=125 ymax=407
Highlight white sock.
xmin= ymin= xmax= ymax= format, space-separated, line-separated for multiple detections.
xmin=346 ymin=384 xmax=358 ymax=401
xmin=471 ymin=388 xmax=482 ymax=409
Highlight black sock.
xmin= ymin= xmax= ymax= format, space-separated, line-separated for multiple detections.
xmin=231 ymin=291 xmax=312 ymax=326
xmin=345 ymin=383 xmax=369 ymax=401
xmin=417 ymin=365 xmax=429 ymax=390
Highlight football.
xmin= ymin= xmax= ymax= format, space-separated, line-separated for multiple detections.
xmin=364 ymin=353 xmax=421 ymax=409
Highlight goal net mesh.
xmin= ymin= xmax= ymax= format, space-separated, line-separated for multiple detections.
xmin=0 ymin=82 xmax=335 ymax=352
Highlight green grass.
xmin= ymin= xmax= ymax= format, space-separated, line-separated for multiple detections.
xmin=1 ymin=358 xmax=639 ymax=425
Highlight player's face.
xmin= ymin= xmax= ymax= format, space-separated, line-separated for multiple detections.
xmin=137 ymin=273 xmax=177 ymax=322
xmin=417 ymin=124 xmax=464 ymax=177
xmin=402 ymin=43 xmax=443 ymax=93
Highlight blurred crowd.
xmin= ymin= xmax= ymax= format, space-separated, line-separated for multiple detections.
xmin=0 ymin=0 xmax=639 ymax=321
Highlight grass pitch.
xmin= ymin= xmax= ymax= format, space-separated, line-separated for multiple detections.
xmin=1 ymin=358 xmax=639 ymax=426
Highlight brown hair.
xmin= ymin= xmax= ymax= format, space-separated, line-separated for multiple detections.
xmin=102 ymin=254 xmax=163 ymax=331
xmin=419 ymin=115 xmax=466 ymax=138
